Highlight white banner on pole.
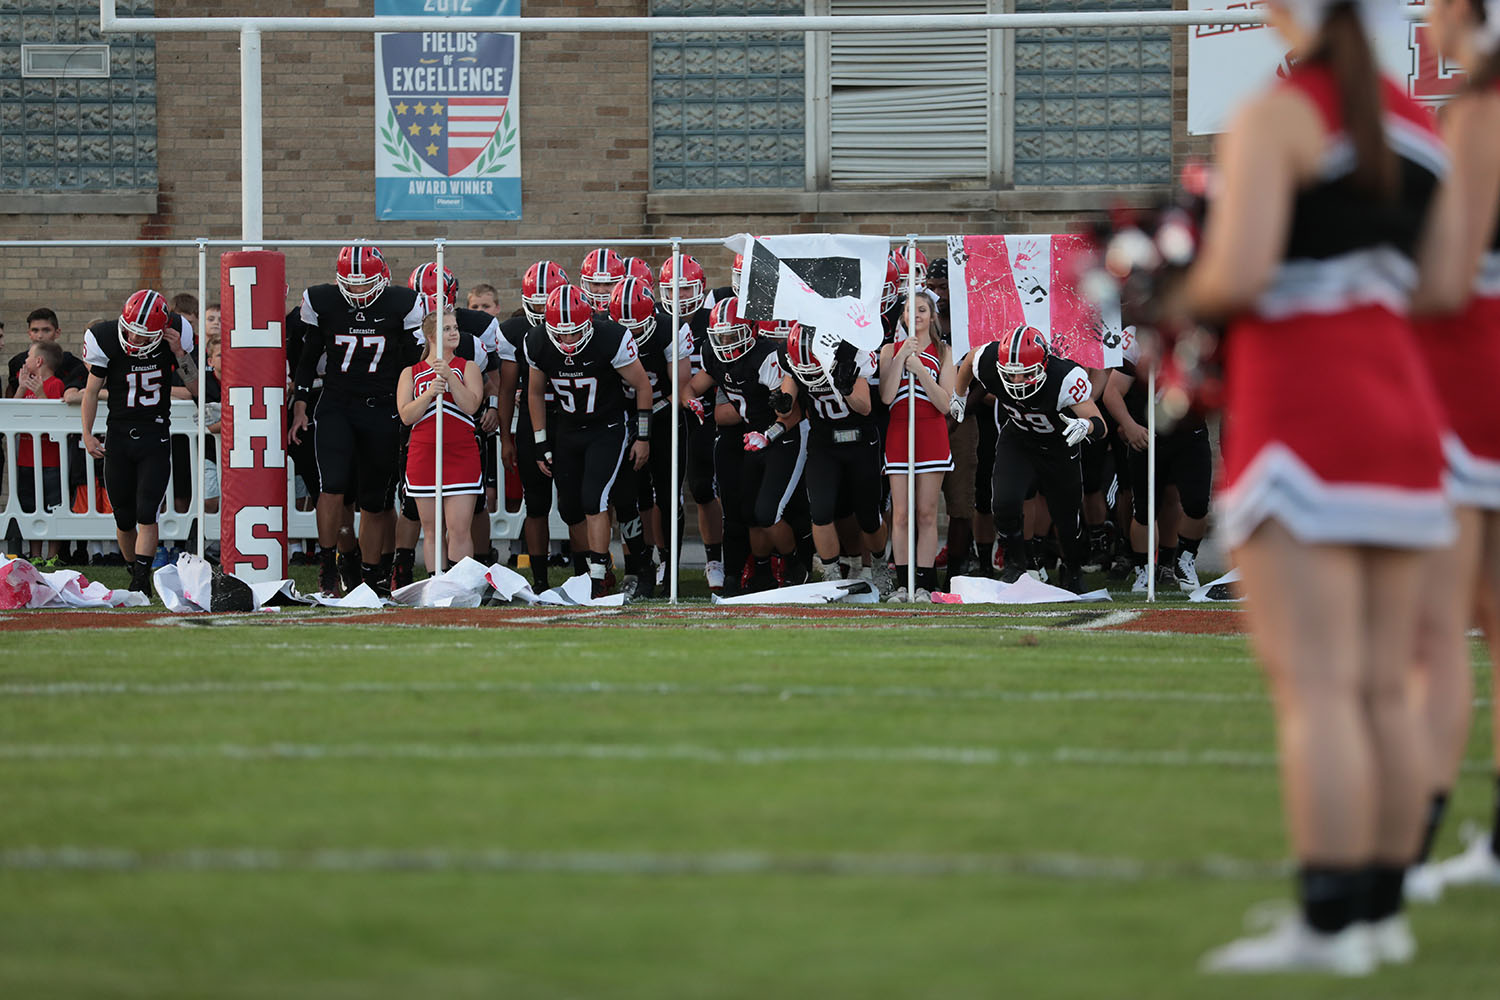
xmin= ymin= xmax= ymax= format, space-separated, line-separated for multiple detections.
xmin=1188 ymin=1 xmax=1461 ymax=136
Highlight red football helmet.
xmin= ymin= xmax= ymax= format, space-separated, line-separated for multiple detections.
xmin=408 ymin=261 xmax=458 ymax=312
xmin=657 ymin=253 xmax=706 ymax=314
xmin=545 ymin=285 xmax=594 ymax=356
xmin=119 ymin=289 xmax=169 ymax=357
xmin=522 ymin=260 xmax=569 ymax=324
xmin=579 ymin=248 xmax=626 ymax=310
xmin=620 ymin=256 xmax=655 ymax=288
xmin=336 ymin=245 xmax=390 ymax=309
xmin=609 ymin=276 xmax=658 ymax=346
xmin=908 ymin=247 xmax=929 ymax=289
xmin=784 ymin=322 xmax=828 ymax=390
xmin=756 ymin=319 xmax=795 ymax=341
xmin=881 ymin=256 xmax=904 ymax=313
xmin=707 ymin=296 xmax=754 ymax=362
xmin=998 ymin=324 xmax=1048 ymax=400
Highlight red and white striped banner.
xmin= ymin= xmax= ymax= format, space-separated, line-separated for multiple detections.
xmin=946 ymin=234 xmax=1124 ymax=370
xmin=220 ymin=251 xmax=289 ymax=584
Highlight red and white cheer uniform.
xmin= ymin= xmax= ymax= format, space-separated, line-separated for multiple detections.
xmin=404 ymin=358 xmax=483 ymax=497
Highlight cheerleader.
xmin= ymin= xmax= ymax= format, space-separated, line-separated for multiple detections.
xmin=1406 ymin=0 xmax=1500 ymax=900
xmin=397 ymin=307 xmax=485 ymax=573
xmin=878 ymin=293 xmax=954 ymax=601
xmin=1189 ymin=0 xmax=1457 ymax=974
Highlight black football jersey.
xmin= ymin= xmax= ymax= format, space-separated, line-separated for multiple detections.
xmin=972 ymin=345 xmax=1090 ymax=447
xmin=296 ymin=283 xmax=425 ymax=398
xmin=83 ymin=316 xmax=187 ymax=428
xmin=783 ymin=342 xmax=879 ymax=439
xmin=453 ymin=306 xmax=498 ymax=374
xmin=703 ymin=339 xmax=783 ymax=431
xmin=499 ymin=314 xmax=551 ymax=405
xmin=632 ymin=307 xmax=693 ymax=409
xmin=524 ymin=317 xmax=640 ymax=431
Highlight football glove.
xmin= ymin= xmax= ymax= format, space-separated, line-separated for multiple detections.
xmin=770 ymin=389 xmax=795 ymax=415
xmin=1062 ymin=415 xmax=1091 ymax=446
xmin=743 ymin=431 xmax=769 ymax=452
xmin=686 ymin=397 xmax=707 ymax=421
xmin=832 ymin=356 xmax=858 ymax=396
xmin=948 ymin=394 xmax=966 ymax=422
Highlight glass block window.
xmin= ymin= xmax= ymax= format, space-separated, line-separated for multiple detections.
xmin=651 ymin=0 xmax=806 ymax=190
xmin=1012 ymin=0 xmax=1172 ymax=187
xmin=0 ymin=0 xmax=159 ymax=192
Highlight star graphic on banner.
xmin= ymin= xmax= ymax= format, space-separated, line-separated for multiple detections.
xmin=428 ymin=123 xmax=442 ymax=136
xmin=414 ymin=102 xmax=428 ymax=115
xmin=430 ymin=102 xmax=444 ymax=115
xmin=395 ymin=101 xmax=409 ymax=116
xmin=408 ymin=123 xmax=422 ymax=136
xmin=425 ymin=142 xmax=439 ymax=156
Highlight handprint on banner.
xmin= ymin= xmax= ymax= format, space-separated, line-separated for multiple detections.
xmin=846 ymin=303 xmax=872 ymax=329
xmin=1018 ymin=275 xmax=1048 ymax=305
xmin=1011 ymin=239 xmax=1043 ymax=271
xmin=948 ymin=235 xmax=968 ymax=269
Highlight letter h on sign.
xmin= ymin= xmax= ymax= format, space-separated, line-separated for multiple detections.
xmin=219 ymin=252 xmax=290 ymax=583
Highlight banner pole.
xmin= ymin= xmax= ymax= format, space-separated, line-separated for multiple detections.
xmin=1146 ymin=363 xmax=1156 ymax=603
xmin=433 ymin=238 xmax=446 ymax=577
xmin=195 ymin=240 xmax=207 ymax=561
xmin=905 ymin=235 xmax=917 ymax=599
xmin=669 ymin=238 xmax=683 ymax=605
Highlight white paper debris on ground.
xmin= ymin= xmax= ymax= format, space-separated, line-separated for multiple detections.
xmin=712 ymin=579 xmax=881 ymax=606
xmin=946 ymin=575 xmax=1112 ymax=605
xmin=536 ymin=574 xmax=626 ymax=608
xmin=390 ymin=557 xmax=539 ymax=608
xmin=0 ymin=556 xmax=147 ymax=609
xmin=1189 ymin=569 xmax=1243 ymax=603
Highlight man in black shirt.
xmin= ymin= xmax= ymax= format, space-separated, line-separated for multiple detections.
xmin=288 ymin=245 xmax=424 ymax=596
xmin=6 ymin=308 xmax=89 ymax=400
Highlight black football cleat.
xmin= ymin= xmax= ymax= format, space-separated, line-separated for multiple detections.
xmin=318 ymin=550 xmax=342 ymax=597
xmin=337 ymin=548 xmax=361 ymax=592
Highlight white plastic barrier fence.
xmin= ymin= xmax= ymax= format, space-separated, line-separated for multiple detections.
xmin=0 ymin=399 xmax=561 ymax=550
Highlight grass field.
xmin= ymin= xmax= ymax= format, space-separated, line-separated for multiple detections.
xmin=0 ymin=579 xmax=1496 ymax=999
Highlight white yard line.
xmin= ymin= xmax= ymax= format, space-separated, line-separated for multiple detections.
xmin=2 ymin=741 xmax=1490 ymax=772
xmin=0 ymin=845 xmax=1292 ymax=882
xmin=0 ymin=679 xmax=1273 ymax=702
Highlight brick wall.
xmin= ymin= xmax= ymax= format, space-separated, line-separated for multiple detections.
xmin=2 ymin=4 xmax=1208 ymax=356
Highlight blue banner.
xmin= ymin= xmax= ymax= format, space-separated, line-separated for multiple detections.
xmin=374 ymin=0 xmax=521 ymax=220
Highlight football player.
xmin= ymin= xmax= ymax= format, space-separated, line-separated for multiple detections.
xmin=578 ymin=248 xmax=626 ymax=310
xmin=610 ymin=276 xmax=693 ymax=598
xmin=780 ymin=324 xmax=885 ymax=582
xmin=685 ymin=297 xmax=807 ymax=592
xmin=955 ymin=324 xmax=1107 ymax=593
xmin=663 ymin=253 xmax=729 ymax=592
xmin=289 ymin=245 xmax=425 ymax=596
xmin=526 ymin=285 xmax=653 ymax=598
xmin=79 ymin=290 xmax=200 ymax=595
xmin=388 ymin=262 xmax=502 ymax=588
xmin=1099 ymin=338 xmax=1211 ymax=593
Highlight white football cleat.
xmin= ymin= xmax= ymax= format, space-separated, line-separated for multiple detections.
xmin=1365 ymin=914 xmax=1416 ymax=965
xmin=704 ymin=559 xmax=725 ymax=592
xmin=1201 ymin=908 xmax=1375 ymax=977
xmin=1403 ymin=862 xmax=1444 ymax=904
xmin=885 ymin=586 xmax=909 ymax=603
xmin=912 ymin=588 xmax=932 ymax=603
xmin=814 ymin=559 xmax=842 ymax=582
xmin=1131 ymin=565 xmax=1150 ymax=594
xmin=1432 ymin=824 xmax=1500 ymax=888
xmin=1176 ymin=549 xmax=1200 ymax=591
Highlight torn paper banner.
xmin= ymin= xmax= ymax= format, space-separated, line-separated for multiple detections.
xmin=712 ymin=579 xmax=881 ymax=606
xmin=0 ymin=556 xmax=148 ymax=609
xmin=390 ymin=558 xmax=538 ymax=608
xmin=946 ymin=575 xmax=1112 ymax=605
xmin=154 ymin=554 xmax=313 ymax=613
xmin=1189 ymin=568 xmax=1243 ymax=603
xmin=537 ymin=574 xmax=626 ymax=607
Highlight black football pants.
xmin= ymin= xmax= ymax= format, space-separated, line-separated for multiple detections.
xmin=992 ymin=430 xmax=1085 ymax=571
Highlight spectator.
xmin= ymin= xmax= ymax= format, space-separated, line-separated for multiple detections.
xmin=7 ymin=308 xmax=88 ymax=401
xmin=467 ymin=284 xmax=501 ymax=316
xmin=203 ymin=302 xmax=220 ymax=342
xmin=171 ymin=293 xmax=199 ymax=332
xmin=12 ymin=340 xmax=67 ymax=565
